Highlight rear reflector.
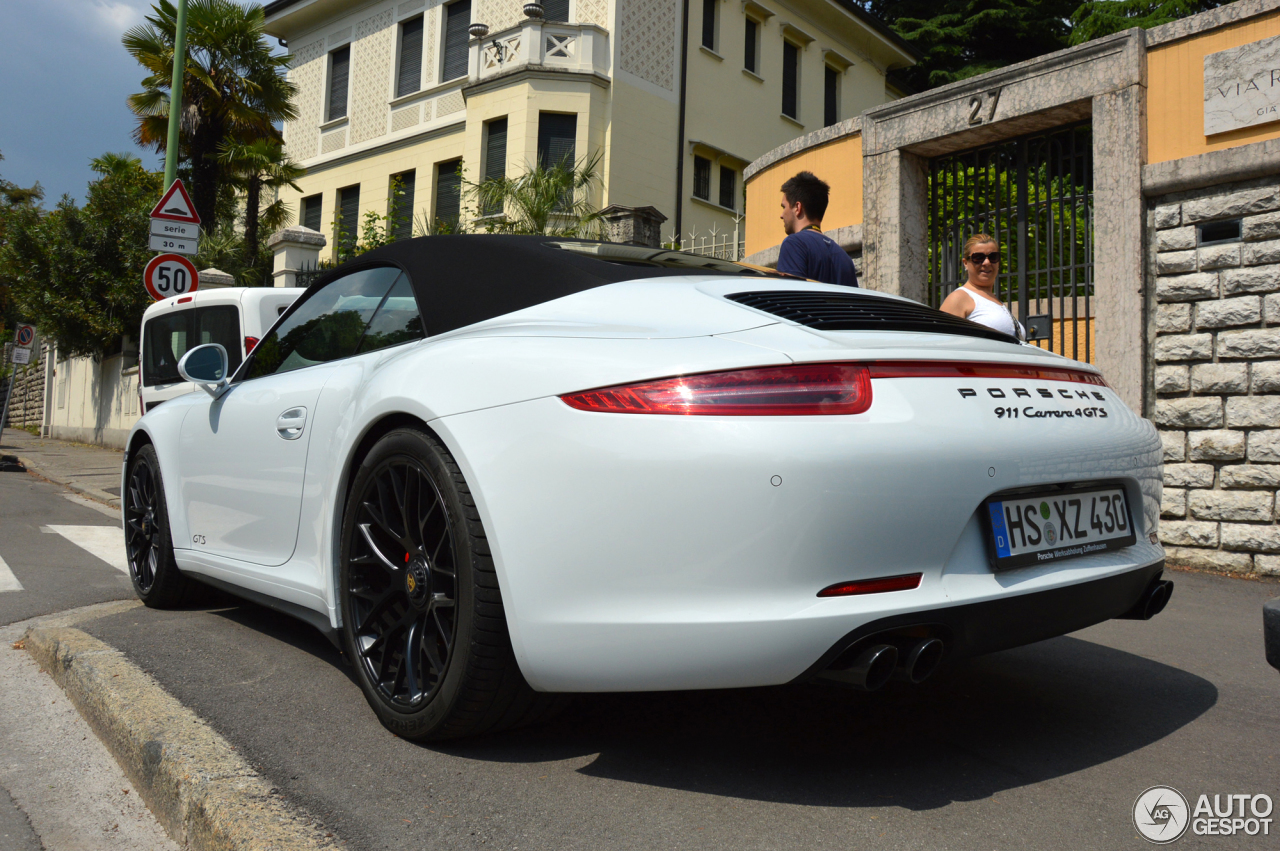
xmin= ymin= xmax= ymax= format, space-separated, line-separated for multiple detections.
xmin=868 ymin=360 xmax=1107 ymax=386
xmin=561 ymin=363 xmax=872 ymax=416
xmin=177 ymin=296 xmax=193 ymax=304
xmin=817 ymin=573 xmax=923 ymax=597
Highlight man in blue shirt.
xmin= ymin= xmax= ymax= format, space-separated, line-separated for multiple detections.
xmin=776 ymin=171 xmax=858 ymax=287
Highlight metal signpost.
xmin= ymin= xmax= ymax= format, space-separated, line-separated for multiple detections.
xmin=0 ymin=323 xmax=36 ymax=448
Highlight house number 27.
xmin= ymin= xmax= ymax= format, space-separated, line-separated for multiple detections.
xmin=967 ymin=88 xmax=1002 ymax=126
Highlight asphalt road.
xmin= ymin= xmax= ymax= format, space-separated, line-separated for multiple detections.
xmin=77 ymin=566 xmax=1280 ymax=850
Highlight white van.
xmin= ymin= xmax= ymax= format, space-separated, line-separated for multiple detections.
xmin=139 ymin=287 xmax=304 ymax=412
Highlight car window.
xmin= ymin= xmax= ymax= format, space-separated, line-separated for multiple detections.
xmin=355 ymin=273 xmax=424 ymax=354
xmin=142 ymin=305 xmax=241 ymax=387
xmin=243 ymin=265 xmax=402 ymax=379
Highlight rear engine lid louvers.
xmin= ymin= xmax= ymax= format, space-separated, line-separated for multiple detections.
xmin=726 ymin=290 xmax=1019 ymax=345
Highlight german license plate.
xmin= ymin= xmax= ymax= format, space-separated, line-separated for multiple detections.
xmin=983 ymin=486 xmax=1136 ymax=570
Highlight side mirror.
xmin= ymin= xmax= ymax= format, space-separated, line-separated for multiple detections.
xmin=178 ymin=343 xmax=230 ymax=398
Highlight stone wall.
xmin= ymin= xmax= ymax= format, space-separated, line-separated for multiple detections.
xmin=1151 ymin=177 xmax=1280 ymax=576
xmin=1 ymin=346 xmax=45 ymax=430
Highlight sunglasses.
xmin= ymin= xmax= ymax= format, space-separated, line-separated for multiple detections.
xmin=966 ymin=252 xmax=1001 ymax=264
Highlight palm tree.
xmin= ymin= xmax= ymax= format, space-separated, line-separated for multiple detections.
xmin=124 ymin=0 xmax=298 ymax=231
xmin=469 ymin=151 xmax=605 ymax=238
xmin=217 ymin=138 xmax=305 ymax=279
xmin=90 ymin=152 xmax=145 ymax=180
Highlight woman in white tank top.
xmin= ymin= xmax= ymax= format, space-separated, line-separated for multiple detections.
xmin=939 ymin=233 xmax=1025 ymax=341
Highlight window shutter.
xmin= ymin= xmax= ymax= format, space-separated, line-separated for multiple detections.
xmin=301 ymin=195 xmax=322 ymax=232
xmin=825 ymin=66 xmax=838 ymax=127
xmin=744 ymin=19 xmax=757 ymax=72
xmin=397 ymin=17 xmax=423 ymax=98
xmin=435 ymin=160 xmax=462 ymax=227
xmin=537 ymin=113 xmax=577 ymax=170
xmin=442 ymin=0 xmax=470 ymax=82
xmin=328 ymin=47 xmax=350 ymax=121
xmin=719 ymin=165 xmax=735 ymax=210
xmin=337 ymin=185 xmax=360 ymax=252
xmin=782 ymin=42 xmax=797 ymax=119
xmin=701 ymin=0 xmax=716 ymax=49
xmin=543 ymin=0 xmax=570 ymax=22
xmin=693 ymin=156 xmax=710 ymax=200
xmin=485 ymin=118 xmax=508 ymax=182
xmin=391 ymin=171 xmax=415 ymax=240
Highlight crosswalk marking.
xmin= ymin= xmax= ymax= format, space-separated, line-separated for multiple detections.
xmin=45 ymin=525 xmax=129 ymax=575
xmin=0 ymin=554 xmax=22 ymax=592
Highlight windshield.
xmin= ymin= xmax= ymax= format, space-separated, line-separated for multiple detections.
xmin=547 ymin=241 xmax=782 ymax=277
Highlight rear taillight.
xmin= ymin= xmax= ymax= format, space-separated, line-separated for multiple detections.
xmin=560 ymin=363 xmax=872 ymax=416
xmin=244 ymin=336 xmax=259 ymax=353
xmin=867 ymin=360 xmax=1107 ymax=386
xmin=818 ymin=573 xmax=922 ymax=597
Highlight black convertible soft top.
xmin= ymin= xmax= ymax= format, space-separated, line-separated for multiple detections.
xmin=303 ymin=235 xmax=779 ymax=338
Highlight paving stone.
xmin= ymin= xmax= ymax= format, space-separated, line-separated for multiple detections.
xmin=1152 ymin=397 xmax=1223 ymax=428
xmin=1156 ymin=303 xmax=1192 ymax=334
xmin=1157 ymin=251 xmax=1196 ymax=275
xmin=1188 ymin=429 xmax=1246 ymax=461
xmin=1163 ymin=462 xmax=1216 ymax=488
xmin=1218 ymin=328 xmax=1280 ymax=358
xmin=1226 ymin=396 xmax=1280 ymax=427
xmin=1159 ymin=520 xmax=1219 ymax=547
xmin=1222 ymin=266 xmax=1280 ymax=295
xmin=1190 ymin=362 xmax=1248 ymax=393
xmin=1243 ymin=238 xmax=1280 ymax=265
xmin=1249 ymin=430 xmax=1280 ymax=463
xmin=1251 ymin=361 xmax=1280 ymax=393
xmin=1156 ymin=272 xmax=1219 ymax=302
xmin=1244 ymin=210 xmax=1280 ymax=241
xmin=1160 ymin=430 xmax=1186 ymax=462
xmin=1157 ymin=226 xmax=1196 ymax=252
xmin=1161 ymin=487 xmax=1187 ymax=517
xmin=1220 ymin=522 xmax=1280 ymax=553
xmin=1155 ymin=204 xmax=1181 ymax=229
xmin=1183 ymin=186 xmax=1280 ymax=222
xmin=1196 ymin=295 xmax=1261 ymax=328
xmin=1188 ymin=488 xmax=1274 ymax=521
xmin=1198 ymin=244 xmax=1241 ymax=270
xmin=1153 ymin=333 xmax=1214 ymax=362
xmin=1163 ymin=545 xmax=1254 ymax=573
xmin=1220 ymin=464 xmax=1280 ymax=489
xmin=1155 ymin=365 xmax=1190 ymax=394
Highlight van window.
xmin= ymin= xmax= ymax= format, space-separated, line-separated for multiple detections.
xmin=142 ymin=305 xmax=242 ymax=387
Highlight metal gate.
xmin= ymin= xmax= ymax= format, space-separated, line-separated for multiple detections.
xmin=926 ymin=122 xmax=1094 ymax=362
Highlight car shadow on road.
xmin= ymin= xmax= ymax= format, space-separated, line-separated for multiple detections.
xmin=438 ymin=636 xmax=1217 ymax=812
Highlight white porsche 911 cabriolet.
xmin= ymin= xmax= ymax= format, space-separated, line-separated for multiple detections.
xmin=122 ymin=236 xmax=1170 ymax=741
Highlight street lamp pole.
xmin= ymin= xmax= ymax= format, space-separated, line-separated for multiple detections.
xmin=163 ymin=0 xmax=190 ymax=189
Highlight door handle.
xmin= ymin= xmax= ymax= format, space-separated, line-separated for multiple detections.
xmin=276 ymin=407 xmax=307 ymax=440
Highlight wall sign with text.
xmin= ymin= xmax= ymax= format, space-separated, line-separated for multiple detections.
xmin=1204 ymin=34 xmax=1280 ymax=136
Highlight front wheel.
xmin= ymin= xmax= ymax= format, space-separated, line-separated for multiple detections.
xmin=339 ymin=427 xmax=563 ymax=741
xmin=124 ymin=444 xmax=197 ymax=607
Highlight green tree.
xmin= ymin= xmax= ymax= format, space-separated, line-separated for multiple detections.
xmin=1070 ymin=0 xmax=1222 ymax=43
xmin=124 ymin=0 xmax=297 ymax=232
xmin=0 ymin=151 xmax=45 ymax=345
xmin=217 ymin=138 xmax=305 ymax=281
xmin=0 ymin=158 xmax=162 ymax=358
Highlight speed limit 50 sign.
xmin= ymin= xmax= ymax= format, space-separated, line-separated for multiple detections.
xmin=144 ymin=253 xmax=200 ymax=301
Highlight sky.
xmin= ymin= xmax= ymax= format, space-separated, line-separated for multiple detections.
xmin=0 ymin=0 xmax=160 ymax=203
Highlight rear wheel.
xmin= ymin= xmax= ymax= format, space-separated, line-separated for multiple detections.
xmin=124 ymin=444 xmax=196 ymax=607
xmin=339 ymin=427 xmax=563 ymax=740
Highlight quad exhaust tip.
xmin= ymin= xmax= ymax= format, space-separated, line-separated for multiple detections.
xmin=895 ymin=637 xmax=945 ymax=685
xmin=822 ymin=636 xmax=946 ymax=690
xmin=1118 ymin=578 xmax=1174 ymax=621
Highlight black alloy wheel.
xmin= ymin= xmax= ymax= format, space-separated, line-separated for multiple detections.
xmin=345 ymin=454 xmax=459 ymax=709
xmin=124 ymin=444 xmax=195 ymax=607
xmin=339 ymin=427 xmax=566 ymax=740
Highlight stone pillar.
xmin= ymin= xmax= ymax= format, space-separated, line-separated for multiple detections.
xmin=600 ymin=205 xmax=668 ymax=248
xmin=1093 ymin=83 xmax=1148 ymax=414
xmin=862 ymin=148 xmax=928 ymax=302
xmin=268 ymin=226 xmax=327 ymax=288
xmin=198 ymin=268 xmax=236 ymax=289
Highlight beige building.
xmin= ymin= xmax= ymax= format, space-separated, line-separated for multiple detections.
xmin=262 ymin=0 xmax=915 ymax=255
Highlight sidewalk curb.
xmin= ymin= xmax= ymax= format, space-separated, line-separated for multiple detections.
xmin=15 ymin=454 xmax=121 ymax=509
xmin=24 ymin=625 xmax=340 ymax=851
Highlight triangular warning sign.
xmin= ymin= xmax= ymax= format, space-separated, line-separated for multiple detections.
xmin=149 ymin=179 xmax=201 ymax=224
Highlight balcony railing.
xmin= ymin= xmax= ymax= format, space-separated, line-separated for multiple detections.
xmin=470 ymin=20 xmax=609 ymax=83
